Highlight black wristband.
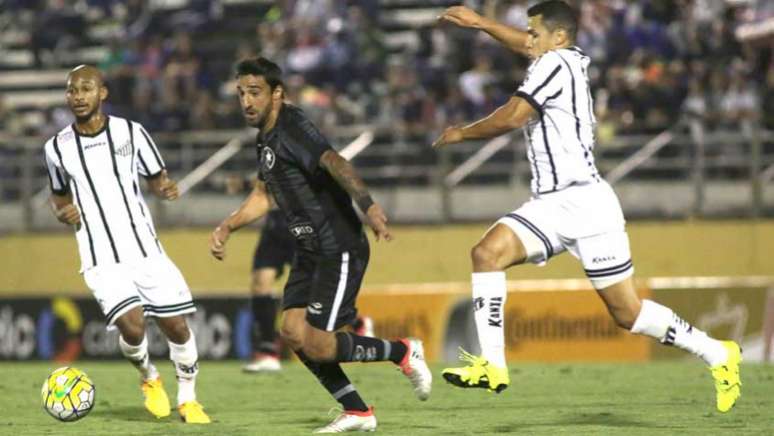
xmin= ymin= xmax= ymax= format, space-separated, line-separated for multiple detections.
xmin=356 ymin=195 xmax=374 ymax=213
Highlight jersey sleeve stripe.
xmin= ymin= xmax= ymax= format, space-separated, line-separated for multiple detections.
xmin=139 ymin=127 xmax=165 ymax=169
xmin=46 ymin=148 xmax=69 ymax=194
xmin=528 ymin=64 xmax=562 ymax=99
xmin=126 ymin=120 xmax=136 ymax=173
xmin=514 ymin=90 xmax=543 ymax=116
xmin=137 ymin=152 xmax=153 ymax=176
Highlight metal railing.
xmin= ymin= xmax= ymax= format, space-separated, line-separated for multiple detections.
xmin=1 ymin=119 xmax=772 ymax=231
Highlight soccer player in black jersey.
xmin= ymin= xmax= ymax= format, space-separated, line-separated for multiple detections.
xmin=209 ymin=57 xmax=431 ymax=433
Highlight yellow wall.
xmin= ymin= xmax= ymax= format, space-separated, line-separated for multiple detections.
xmin=2 ymin=219 xmax=773 ymax=295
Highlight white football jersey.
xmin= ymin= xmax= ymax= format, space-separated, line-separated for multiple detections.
xmin=44 ymin=116 xmax=165 ymax=271
xmin=515 ymin=46 xmax=601 ymax=195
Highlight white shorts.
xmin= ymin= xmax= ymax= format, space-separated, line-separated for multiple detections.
xmin=495 ymin=180 xmax=634 ymax=289
xmin=83 ymin=255 xmax=196 ymax=329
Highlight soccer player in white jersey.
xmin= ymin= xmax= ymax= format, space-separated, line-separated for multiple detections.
xmin=433 ymin=1 xmax=741 ymax=412
xmin=43 ymin=65 xmax=210 ymax=423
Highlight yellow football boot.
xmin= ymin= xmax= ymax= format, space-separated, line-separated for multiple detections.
xmin=178 ymin=400 xmax=211 ymax=424
xmin=141 ymin=377 xmax=171 ymax=418
xmin=442 ymin=348 xmax=510 ymax=393
xmin=710 ymin=341 xmax=742 ymax=413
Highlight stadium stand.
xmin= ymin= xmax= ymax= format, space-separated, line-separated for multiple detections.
xmin=0 ymin=0 xmax=772 ymax=212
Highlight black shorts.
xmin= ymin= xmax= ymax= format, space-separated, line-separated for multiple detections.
xmin=252 ymin=210 xmax=296 ymax=277
xmin=282 ymin=237 xmax=369 ymax=331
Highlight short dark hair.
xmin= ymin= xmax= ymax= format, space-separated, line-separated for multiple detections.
xmin=527 ymin=1 xmax=578 ymax=41
xmin=235 ymin=57 xmax=284 ymax=89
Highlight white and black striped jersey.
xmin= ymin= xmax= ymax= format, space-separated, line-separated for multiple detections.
xmin=44 ymin=116 xmax=165 ymax=272
xmin=515 ymin=46 xmax=601 ymax=195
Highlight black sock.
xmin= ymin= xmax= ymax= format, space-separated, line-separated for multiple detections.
xmin=251 ymin=295 xmax=279 ymax=356
xmin=335 ymin=332 xmax=407 ymax=364
xmin=295 ymin=350 xmax=369 ymax=412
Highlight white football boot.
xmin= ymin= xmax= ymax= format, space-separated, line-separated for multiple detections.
xmin=242 ymin=355 xmax=282 ymax=373
xmin=398 ymin=338 xmax=432 ymax=401
xmin=313 ymin=407 xmax=377 ymax=433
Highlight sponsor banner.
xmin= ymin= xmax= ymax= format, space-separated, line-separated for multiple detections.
xmin=500 ymin=290 xmax=651 ymax=362
xmin=356 ymin=293 xmax=459 ymax=362
xmin=651 ymin=285 xmax=774 ymax=362
xmin=0 ymin=296 xmax=254 ymax=361
xmin=358 ymin=282 xmax=651 ymax=363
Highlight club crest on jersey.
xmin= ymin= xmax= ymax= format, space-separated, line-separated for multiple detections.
xmin=114 ymin=141 xmax=132 ymax=157
xmin=261 ymin=147 xmax=276 ymax=170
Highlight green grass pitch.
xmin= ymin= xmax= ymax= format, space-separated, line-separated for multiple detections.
xmin=2 ymin=361 xmax=772 ymax=435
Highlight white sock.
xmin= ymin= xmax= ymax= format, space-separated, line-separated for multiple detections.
xmin=472 ymin=271 xmax=507 ymax=368
xmin=631 ymin=300 xmax=728 ymax=366
xmin=119 ymin=335 xmax=159 ymax=381
xmin=168 ymin=329 xmax=199 ymax=405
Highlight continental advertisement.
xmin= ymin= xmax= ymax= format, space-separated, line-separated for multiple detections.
xmin=1 ymin=278 xmax=772 ymax=362
xmin=650 ymin=281 xmax=774 ymax=362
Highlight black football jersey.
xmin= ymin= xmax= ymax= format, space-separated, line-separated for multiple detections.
xmin=256 ymin=104 xmax=364 ymax=254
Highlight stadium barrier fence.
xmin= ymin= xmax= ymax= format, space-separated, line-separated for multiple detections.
xmin=2 ymin=277 xmax=772 ymax=363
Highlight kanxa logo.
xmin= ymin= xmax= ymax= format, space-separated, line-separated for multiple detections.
xmin=592 ymin=256 xmax=616 ymax=263
xmin=488 ymin=297 xmax=503 ymax=328
xmin=177 ymin=361 xmax=199 ymax=374
xmin=473 ymin=297 xmax=485 ymax=311
xmin=307 ymin=302 xmax=323 ymax=315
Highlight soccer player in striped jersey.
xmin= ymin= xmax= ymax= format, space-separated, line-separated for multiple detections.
xmin=434 ymin=1 xmax=741 ymax=412
xmin=43 ymin=65 xmax=210 ymax=423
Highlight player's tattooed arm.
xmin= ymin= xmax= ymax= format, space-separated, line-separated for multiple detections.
xmin=432 ymin=96 xmax=536 ymax=148
xmin=320 ymin=150 xmax=392 ymax=241
xmin=146 ymin=169 xmax=179 ymax=200
xmin=438 ymin=6 xmax=529 ymax=56
xmin=50 ymin=191 xmax=81 ymax=227
xmin=210 ymin=181 xmax=272 ymax=260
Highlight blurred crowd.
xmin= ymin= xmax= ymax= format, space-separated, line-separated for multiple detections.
xmin=0 ymin=0 xmax=771 ymax=141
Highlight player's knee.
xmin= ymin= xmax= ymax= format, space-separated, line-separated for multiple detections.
xmin=280 ymin=324 xmax=303 ymax=351
xmin=302 ymin=336 xmax=333 ymax=362
xmin=164 ymin=318 xmax=191 ymax=343
xmin=119 ymin=321 xmax=145 ymax=345
xmin=471 ymin=242 xmax=499 ymax=270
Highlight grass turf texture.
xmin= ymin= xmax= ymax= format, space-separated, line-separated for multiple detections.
xmin=1 ymin=361 xmax=772 ymax=435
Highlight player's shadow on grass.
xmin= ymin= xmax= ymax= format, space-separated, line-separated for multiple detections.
xmin=94 ymin=405 xmax=167 ymax=423
xmin=490 ymin=412 xmax=647 ymax=433
xmin=558 ymin=412 xmax=646 ymax=427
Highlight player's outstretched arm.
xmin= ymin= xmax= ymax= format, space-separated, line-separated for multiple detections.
xmin=49 ymin=192 xmax=81 ymax=227
xmin=210 ymin=181 xmax=272 ymax=260
xmin=432 ymin=95 xmax=536 ymax=148
xmin=438 ymin=6 xmax=530 ymax=56
xmin=146 ymin=170 xmax=179 ymax=200
xmin=319 ymin=150 xmax=392 ymax=242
